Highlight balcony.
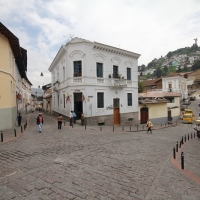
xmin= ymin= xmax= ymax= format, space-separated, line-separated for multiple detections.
xmin=110 ymin=78 xmax=127 ymax=87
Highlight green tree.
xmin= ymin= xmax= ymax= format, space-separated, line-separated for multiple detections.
xmin=155 ymin=67 xmax=162 ymax=78
xmin=138 ymin=81 xmax=144 ymax=93
xmin=192 ymin=60 xmax=200 ymax=71
xmin=167 ymin=51 xmax=172 ymax=58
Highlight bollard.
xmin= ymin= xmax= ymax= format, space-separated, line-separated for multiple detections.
xmin=188 ymin=134 xmax=189 ymax=141
xmin=130 ymin=126 xmax=131 ymax=131
xmin=181 ymin=152 xmax=184 ymax=170
xmin=1 ymin=131 xmax=3 ymax=142
xmin=113 ymin=126 xmax=114 ymax=132
xmin=194 ymin=132 xmax=195 ymax=138
xmin=179 ymin=140 xmax=182 ymax=148
xmin=137 ymin=126 xmax=138 ymax=131
xmin=64 ymin=121 xmax=65 ymax=126
xmin=14 ymin=129 xmax=16 ymax=137
xmin=85 ymin=124 xmax=86 ymax=130
xmin=143 ymin=125 xmax=144 ymax=130
xmin=100 ymin=126 xmax=102 ymax=131
xmin=165 ymin=123 xmax=166 ymax=126
xmin=24 ymin=124 xmax=26 ymax=130
xmin=191 ymin=133 xmax=193 ymax=139
xmin=161 ymin=124 xmax=162 ymax=127
xmin=182 ymin=136 xmax=184 ymax=145
xmin=185 ymin=135 xmax=186 ymax=143
xmin=173 ymin=147 xmax=176 ymax=159
xmin=72 ymin=123 xmax=73 ymax=128
xmin=21 ymin=126 xmax=23 ymax=133
xmin=176 ymin=141 xmax=178 ymax=152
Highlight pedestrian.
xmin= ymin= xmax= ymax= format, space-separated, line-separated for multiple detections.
xmin=36 ymin=113 xmax=43 ymax=133
xmin=17 ymin=112 xmax=23 ymax=127
xmin=70 ymin=111 xmax=73 ymax=126
xmin=146 ymin=119 xmax=153 ymax=134
xmin=81 ymin=113 xmax=84 ymax=126
xmin=73 ymin=111 xmax=76 ymax=123
xmin=57 ymin=114 xmax=63 ymax=129
xmin=194 ymin=123 xmax=200 ymax=139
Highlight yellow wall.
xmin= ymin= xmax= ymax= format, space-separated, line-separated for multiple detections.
xmin=0 ymin=33 xmax=16 ymax=109
xmin=138 ymin=103 xmax=168 ymax=120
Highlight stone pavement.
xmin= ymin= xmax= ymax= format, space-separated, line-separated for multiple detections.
xmin=0 ymin=112 xmax=200 ymax=200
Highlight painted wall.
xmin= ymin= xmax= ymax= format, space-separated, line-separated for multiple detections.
xmin=0 ymin=33 xmax=17 ymax=129
xmin=139 ymin=103 xmax=168 ymax=125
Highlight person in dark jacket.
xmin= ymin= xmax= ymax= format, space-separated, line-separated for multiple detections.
xmin=17 ymin=113 xmax=23 ymax=127
xmin=36 ymin=113 xmax=44 ymax=133
xmin=57 ymin=114 xmax=63 ymax=129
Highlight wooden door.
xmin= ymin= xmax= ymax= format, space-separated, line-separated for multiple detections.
xmin=113 ymin=99 xmax=120 ymax=125
xmin=140 ymin=107 xmax=148 ymax=124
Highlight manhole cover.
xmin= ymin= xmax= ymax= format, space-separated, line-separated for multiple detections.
xmin=0 ymin=168 xmax=18 ymax=178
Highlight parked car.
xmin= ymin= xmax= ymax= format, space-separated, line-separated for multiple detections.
xmin=190 ymin=96 xmax=196 ymax=101
xmin=196 ymin=117 xmax=200 ymax=123
xmin=183 ymin=99 xmax=191 ymax=105
xmin=181 ymin=105 xmax=188 ymax=111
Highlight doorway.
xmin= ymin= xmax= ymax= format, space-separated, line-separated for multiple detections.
xmin=74 ymin=93 xmax=83 ymax=119
xmin=113 ymin=98 xmax=120 ymax=125
xmin=140 ymin=107 xmax=148 ymax=124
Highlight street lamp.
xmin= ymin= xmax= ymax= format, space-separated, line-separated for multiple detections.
xmin=40 ymin=72 xmax=44 ymax=77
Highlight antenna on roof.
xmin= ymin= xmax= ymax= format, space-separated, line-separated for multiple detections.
xmin=63 ymin=34 xmax=74 ymax=44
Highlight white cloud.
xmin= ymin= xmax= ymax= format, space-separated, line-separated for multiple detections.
xmin=0 ymin=0 xmax=200 ymax=87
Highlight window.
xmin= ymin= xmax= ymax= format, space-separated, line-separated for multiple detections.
xmin=97 ymin=92 xmax=104 ymax=108
xmin=165 ymin=97 xmax=174 ymax=103
xmin=127 ymin=93 xmax=132 ymax=106
xmin=97 ymin=63 xmax=103 ymax=77
xmin=74 ymin=61 xmax=82 ymax=77
xmin=127 ymin=68 xmax=131 ymax=80
xmin=113 ymin=65 xmax=118 ymax=78
xmin=63 ymin=67 xmax=65 ymax=80
xmin=168 ymin=83 xmax=172 ymax=89
xmin=63 ymin=94 xmax=65 ymax=108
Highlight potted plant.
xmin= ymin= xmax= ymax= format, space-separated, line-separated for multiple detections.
xmin=74 ymin=72 xmax=78 ymax=77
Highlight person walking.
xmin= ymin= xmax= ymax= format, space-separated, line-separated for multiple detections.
xmin=57 ymin=114 xmax=63 ymax=129
xmin=146 ymin=119 xmax=153 ymax=134
xmin=17 ymin=112 xmax=23 ymax=127
xmin=70 ymin=111 xmax=73 ymax=126
xmin=36 ymin=113 xmax=43 ymax=133
xmin=194 ymin=123 xmax=200 ymax=139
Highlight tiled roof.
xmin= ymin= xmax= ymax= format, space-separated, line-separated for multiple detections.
xmin=139 ymin=92 xmax=181 ymax=98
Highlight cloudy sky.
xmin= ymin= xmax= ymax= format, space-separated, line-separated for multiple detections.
xmin=1 ymin=0 xmax=200 ymax=88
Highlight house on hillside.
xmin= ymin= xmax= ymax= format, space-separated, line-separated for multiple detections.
xmin=141 ymin=78 xmax=162 ymax=92
xmin=0 ymin=22 xmax=32 ymax=129
xmin=49 ymin=37 xmax=140 ymax=125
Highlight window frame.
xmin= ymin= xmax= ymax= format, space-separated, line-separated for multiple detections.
xmin=96 ymin=62 xmax=103 ymax=78
xmin=127 ymin=93 xmax=132 ymax=106
xmin=127 ymin=68 xmax=131 ymax=80
xmin=73 ymin=61 xmax=82 ymax=77
xmin=97 ymin=92 xmax=104 ymax=108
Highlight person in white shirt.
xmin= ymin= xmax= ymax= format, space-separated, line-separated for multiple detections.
xmin=70 ymin=111 xmax=73 ymax=126
xmin=194 ymin=123 xmax=200 ymax=139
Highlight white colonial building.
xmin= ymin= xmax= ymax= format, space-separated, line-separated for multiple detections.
xmin=162 ymin=75 xmax=188 ymax=99
xmin=49 ymin=37 xmax=140 ymax=125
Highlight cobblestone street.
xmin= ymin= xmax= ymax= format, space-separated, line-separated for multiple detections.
xmin=0 ymin=112 xmax=200 ymax=200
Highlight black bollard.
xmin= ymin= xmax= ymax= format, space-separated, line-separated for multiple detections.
xmin=14 ymin=129 xmax=16 ymax=137
xmin=130 ymin=126 xmax=131 ymax=131
xmin=182 ymin=136 xmax=184 ymax=145
xmin=179 ymin=140 xmax=182 ymax=148
xmin=64 ymin=121 xmax=65 ymax=126
xmin=143 ymin=125 xmax=144 ymax=130
xmin=1 ymin=131 xmax=3 ymax=142
xmin=176 ymin=141 xmax=178 ymax=152
xmin=194 ymin=132 xmax=195 ymax=138
xmin=137 ymin=126 xmax=138 ymax=131
xmin=185 ymin=135 xmax=186 ymax=143
xmin=72 ymin=123 xmax=73 ymax=128
xmin=173 ymin=147 xmax=176 ymax=159
xmin=113 ymin=126 xmax=114 ymax=132
xmin=188 ymin=134 xmax=189 ymax=141
xmin=85 ymin=124 xmax=86 ymax=130
xmin=21 ymin=126 xmax=23 ymax=133
xmin=191 ymin=133 xmax=193 ymax=139
xmin=181 ymin=152 xmax=184 ymax=170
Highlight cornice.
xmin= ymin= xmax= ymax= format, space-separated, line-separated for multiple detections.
xmin=93 ymin=42 xmax=140 ymax=59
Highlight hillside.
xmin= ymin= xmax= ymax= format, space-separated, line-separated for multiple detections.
xmin=139 ymin=44 xmax=200 ymax=79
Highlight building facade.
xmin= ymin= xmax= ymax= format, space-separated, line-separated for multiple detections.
xmin=49 ymin=38 xmax=140 ymax=125
xmin=0 ymin=22 xmax=31 ymax=129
